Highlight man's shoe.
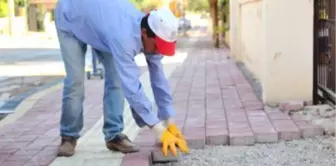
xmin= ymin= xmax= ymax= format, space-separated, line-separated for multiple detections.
xmin=57 ymin=136 xmax=77 ymax=157
xmin=106 ymin=134 xmax=140 ymax=153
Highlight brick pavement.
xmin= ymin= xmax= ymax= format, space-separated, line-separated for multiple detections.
xmin=0 ymin=69 xmax=147 ymax=166
xmin=121 ymin=37 xmax=323 ymax=166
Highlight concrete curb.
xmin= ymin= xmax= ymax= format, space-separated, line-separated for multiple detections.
xmin=0 ymin=83 xmax=63 ymax=128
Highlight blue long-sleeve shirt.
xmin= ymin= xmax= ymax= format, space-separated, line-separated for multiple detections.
xmin=54 ymin=0 xmax=175 ymax=126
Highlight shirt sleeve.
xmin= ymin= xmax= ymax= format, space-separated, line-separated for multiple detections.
xmin=145 ymin=54 xmax=176 ymax=120
xmin=107 ymin=41 xmax=160 ymax=126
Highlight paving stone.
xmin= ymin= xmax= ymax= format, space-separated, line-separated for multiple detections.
xmin=206 ymin=127 xmax=229 ymax=145
xmin=242 ymin=100 xmax=264 ymax=110
xmin=0 ymin=160 xmax=29 ymax=166
xmin=184 ymin=133 xmax=205 ymax=149
xmin=122 ymin=147 xmax=152 ymax=166
xmin=252 ymin=127 xmax=278 ymax=143
xmin=152 ymin=162 xmax=181 ymax=166
xmin=240 ymin=93 xmax=259 ymax=102
xmin=295 ymin=121 xmax=324 ymax=138
xmin=223 ymin=100 xmax=243 ymax=110
xmin=279 ymin=100 xmax=304 ymax=111
xmin=228 ymin=121 xmax=251 ymax=133
xmin=266 ymin=111 xmax=292 ymax=120
xmin=122 ymin=154 xmax=150 ymax=166
xmin=271 ymin=119 xmax=301 ymax=140
xmin=151 ymin=148 xmax=181 ymax=163
xmin=221 ymin=88 xmax=240 ymax=100
xmin=247 ymin=110 xmax=279 ymax=143
xmin=229 ymin=132 xmax=255 ymax=146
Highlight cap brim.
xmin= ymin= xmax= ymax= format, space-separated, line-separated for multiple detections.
xmin=155 ymin=36 xmax=176 ymax=56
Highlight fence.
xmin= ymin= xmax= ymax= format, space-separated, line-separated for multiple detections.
xmin=313 ymin=0 xmax=336 ymax=105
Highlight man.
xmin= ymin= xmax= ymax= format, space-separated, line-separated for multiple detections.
xmin=54 ymin=0 xmax=189 ymax=157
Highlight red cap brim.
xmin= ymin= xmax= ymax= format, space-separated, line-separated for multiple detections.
xmin=155 ymin=36 xmax=176 ymax=56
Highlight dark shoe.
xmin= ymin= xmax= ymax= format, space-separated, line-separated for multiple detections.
xmin=57 ymin=136 xmax=77 ymax=157
xmin=106 ymin=133 xmax=140 ymax=153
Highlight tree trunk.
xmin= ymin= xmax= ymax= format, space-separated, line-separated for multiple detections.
xmin=209 ymin=0 xmax=219 ymax=48
xmin=221 ymin=1 xmax=226 ymax=39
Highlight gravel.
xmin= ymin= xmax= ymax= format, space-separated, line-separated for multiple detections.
xmin=181 ymin=137 xmax=335 ymax=166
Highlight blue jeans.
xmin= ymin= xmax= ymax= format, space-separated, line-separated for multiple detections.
xmin=57 ymin=29 xmax=124 ymax=142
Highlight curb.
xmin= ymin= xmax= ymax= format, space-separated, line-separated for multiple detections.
xmin=0 ymin=82 xmax=63 ymax=129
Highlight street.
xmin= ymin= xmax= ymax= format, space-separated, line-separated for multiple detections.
xmin=0 ymin=33 xmax=195 ymax=115
xmin=0 ymin=36 xmax=93 ymax=114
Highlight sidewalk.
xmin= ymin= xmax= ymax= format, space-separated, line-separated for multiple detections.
xmin=121 ymin=37 xmax=323 ymax=165
xmin=0 ymin=36 xmax=323 ymax=166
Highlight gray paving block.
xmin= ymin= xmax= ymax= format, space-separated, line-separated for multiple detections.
xmin=170 ymin=162 xmax=182 ymax=166
xmin=186 ymin=137 xmax=205 ymax=149
xmin=152 ymin=162 xmax=181 ymax=166
xmin=151 ymin=148 xmax=181 ymax=163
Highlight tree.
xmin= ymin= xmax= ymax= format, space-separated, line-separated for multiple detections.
xmin=0 ymin=0 xmax=8 ymax=18
xmin=209 ymin=0 xmax=219 ymax=48
xmin=219 ymin=0 xmax=229 ymax=38
xmin=186 ymin=0 xmax=209 ymax=12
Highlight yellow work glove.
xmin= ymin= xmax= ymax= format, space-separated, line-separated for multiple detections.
xmin=152 ymin=122 xmax=190 ymax=157
xmin=167 ymin=124 xmax=185 ymax=141
xmin=164 ymin=119 xmax=186 ymax=141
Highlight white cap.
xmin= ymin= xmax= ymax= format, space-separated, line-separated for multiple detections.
xmin=147 ymin=7 xmax=179 ymax=42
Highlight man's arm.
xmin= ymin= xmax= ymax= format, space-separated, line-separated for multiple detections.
xmin=108 ymin=43 xmax=160 ymax=127
xmin=145 ymin=54 xmax=176 ymax=121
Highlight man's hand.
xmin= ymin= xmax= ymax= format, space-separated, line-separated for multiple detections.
xmin=160 ymin=129 xmax=189 ymax=156
xmin=152 ymin=122 xmax=189 ymax=157
xmin=167 ymin=124 xmax=185 ymax=141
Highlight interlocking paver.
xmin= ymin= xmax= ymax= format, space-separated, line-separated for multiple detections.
xmin=229 ymin=132 xmax=255 ymax=146
xmin=271 ymin=119 xmax=301 ymax=140
xmin=205 ymin=127 xmax=229 ymax=145
xmin=294 ymin=120 xmax=324 ymax=138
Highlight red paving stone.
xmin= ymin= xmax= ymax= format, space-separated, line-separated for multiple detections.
xmin=0 ymin=69 xmax=147 ymax=166
xmin=124 ymin=37 xmax=324 ymax=165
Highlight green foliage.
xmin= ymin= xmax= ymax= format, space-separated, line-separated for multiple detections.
xmin=220 ymin=0 xmax=230 ymax=33
xmin=15 ymin=0 xmax=25 ymax=7
xmin=128 ymin=0 xmax=162 ymax=11
xmin=0 ymin=0 xmax=8 ymax=18
xmin=186 ymin=0 xmax=209 ymax=12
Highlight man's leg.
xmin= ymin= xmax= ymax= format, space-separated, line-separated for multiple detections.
xmin=57 ymin=29 xmax=87 ymax=156
xmin=94 ymin=49 xmax=139 ymax=153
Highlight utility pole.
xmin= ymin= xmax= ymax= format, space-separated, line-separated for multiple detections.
xmin=7 ymin=0 xmax=15 ymax=36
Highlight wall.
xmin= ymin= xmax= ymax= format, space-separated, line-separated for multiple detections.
xmin=229 ymin=0 xmax=314 ymax=105
xmin=0 ymin=17 xmax=27 ymax=36
xmin=239 ymin=0 xmax=264 ymax=80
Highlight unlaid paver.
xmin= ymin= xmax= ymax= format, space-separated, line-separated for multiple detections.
xmin=151 ymin=148 xmax=181 ymax=163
